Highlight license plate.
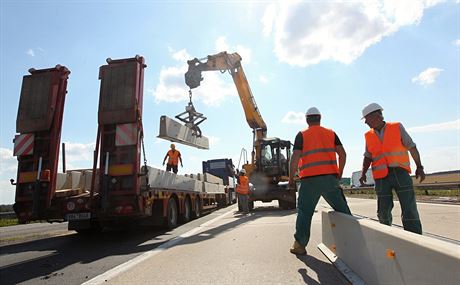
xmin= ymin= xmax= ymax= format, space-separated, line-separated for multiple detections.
xmin=66 ymin=212 xmax=91 ymax=221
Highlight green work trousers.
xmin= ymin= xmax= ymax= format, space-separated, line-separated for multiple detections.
xmin=375 ymin=167 xmax=422 ymax=234
xmin=294 ymin=174 xmax=351 ymax=247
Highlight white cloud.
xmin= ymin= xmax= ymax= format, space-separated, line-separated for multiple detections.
xmin=262 ymin=0 xmax=442 ymax=67
xmin=0 ymin=148 xmax=17 ymax=175
xmin=422 ymin=146 xmax=460 ymax=174
xmin=411 ymin=67 xmax=443 ymax=86
xmin=207 ymin=136 xmax=221 ymax=147
xmin=408 ymin=118 xmax=460 ymax=133
xmin=215 ymin=37 xmax=252 ymax=63
xmin=282 ymin=111 xmax=305 ymax=125
xmin=453 ymin=39 xmax=460 ymax=46
xmin=26 ymin=48 xmax=35 ymax=57
xmin=152 ymin=40 xmax=253 ymax=106
xmin=259 ymin=75 xmax=269 ymax=84
xmin=63 ymin=142 xmax=95 ymax=167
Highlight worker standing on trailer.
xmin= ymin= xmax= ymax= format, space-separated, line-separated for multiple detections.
xmin=162 ymin=144 xmax=183 ymax=174
xmin=360 ymin=103 xmax=424 ymax=234
xmin=288 ymin=107 xmax=351 ymax=255
xmin=236 ymin=169 xmax=250 ymax=214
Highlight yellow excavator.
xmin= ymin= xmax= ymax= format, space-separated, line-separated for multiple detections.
xmin=185 ymin=51 xmax=296 ymax=209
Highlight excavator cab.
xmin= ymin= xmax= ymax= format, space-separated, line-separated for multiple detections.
xmin=258 ymin=138 xmax=291 ymax=178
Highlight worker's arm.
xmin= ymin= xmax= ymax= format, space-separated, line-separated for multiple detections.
xmin=289 ymin=150 xmax=301 ymax=188
xmin=359 ymin=157 xmax=372 ymax=186
xmin=162 ymin=153 xmax=168 ymax=165
xmin=409 ymin=146 xmax=425 ymax=182
xmin=179 ymin=153 xmax=183 ymax=167
xmin=335 ymin=145 xmax=346 ymax=180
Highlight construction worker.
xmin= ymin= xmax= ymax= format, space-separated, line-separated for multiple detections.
xmin=289 ymin=107 xmax=351 ymax=255
xmin=236 ymin=169 xmax=250 ymax=214
xmin=162 ymin=143 xmax=183 ymax=174
xmin=360 ymin=103 xmax=425 ymax=234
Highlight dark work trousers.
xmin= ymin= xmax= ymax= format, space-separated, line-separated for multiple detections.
xmin=294 ymin=174 xmax=351 ymax=247
xmin=375 ymin=167 xmax=422 ymax=234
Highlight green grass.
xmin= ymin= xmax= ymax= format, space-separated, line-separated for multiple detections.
xmin=0 ymin=219 xmax=19 ymax=227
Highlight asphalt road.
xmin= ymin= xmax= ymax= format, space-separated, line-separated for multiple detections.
xmin=1 ymin=198 xmax=458 ymax=285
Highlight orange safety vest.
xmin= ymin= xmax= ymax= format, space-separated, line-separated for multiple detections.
xmin=236 ymin=175 xmax=249 ymax=195
xmin=365 ymin=122 xmax=411 ymax=179
xmin=167 ymin=150 xmax=181 ymax=165
xmin=298 ymin=126 xmax=339 ymax=178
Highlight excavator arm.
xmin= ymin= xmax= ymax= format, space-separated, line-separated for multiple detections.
xmin=185 ymin=52 xmax=267 ymax=165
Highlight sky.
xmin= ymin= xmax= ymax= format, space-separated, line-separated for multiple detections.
xmin=1 ymin=0 xmax=459 ymax=205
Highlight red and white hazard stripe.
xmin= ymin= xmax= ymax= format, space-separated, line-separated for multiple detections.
xmin=14 ymin=133 xmax=34 ymax=156
xmin=115 ymin=123 xmax=137 ymax=146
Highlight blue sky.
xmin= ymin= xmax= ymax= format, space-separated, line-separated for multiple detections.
xmin=1 ymin=0 xmax=459 ymax=204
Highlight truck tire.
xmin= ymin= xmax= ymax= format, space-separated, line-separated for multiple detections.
xmin=181 ymin=197 xmax=192 ymax=223
xmin=165 ymin=197 xmax=178 ymax=229
xmin=193 ymin=198 xmax=201 ymax=219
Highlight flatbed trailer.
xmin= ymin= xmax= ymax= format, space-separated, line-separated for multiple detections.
xmin=12 ymin=56 xmax=227 ymax=232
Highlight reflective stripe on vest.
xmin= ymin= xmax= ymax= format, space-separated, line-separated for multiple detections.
xmin=167 ymin=150 xmax=180 ymax=165
xmin=236 ymin=176 xmax=249 ymax=195
xmin=365 ymin=122 xmax=411 ymax=179
xmin=298 ymin=126 xmax=339 ymax=178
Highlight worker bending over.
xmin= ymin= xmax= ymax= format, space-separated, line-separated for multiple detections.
xmin=360 ymin=103 xmax=424 ymax=234
xmin=162 ymin=144 xmax=183 ymax=174
xmin=289 ymin=107 xmax=351 ymax=255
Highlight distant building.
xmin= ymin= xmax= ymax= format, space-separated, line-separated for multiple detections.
xmin=412 ymin=170 xmax=460 ymax=184
xmin=351 ymin=170 xmax=374 ymax=187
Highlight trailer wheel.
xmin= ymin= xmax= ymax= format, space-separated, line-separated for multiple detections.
xmin=166 ymin=197 xmax=178 ymax=229
xmin=181 ymin=197 xmax=192 ymax=223
xmin=193 ymin=198 xmax=201 ymax=219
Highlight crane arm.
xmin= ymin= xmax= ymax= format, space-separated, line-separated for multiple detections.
xmin=185 ymin=52 xmax=267 ymax=139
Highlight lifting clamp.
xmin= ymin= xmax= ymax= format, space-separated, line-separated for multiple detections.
xmin=175 ymin=89 xmax=207 ymax=137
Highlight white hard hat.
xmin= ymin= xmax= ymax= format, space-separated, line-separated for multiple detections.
xmin=306 ymin=107 xmax=321 ymax=116
xmin=361 ymin=103 xmax=383 ymax=119
xmin=240 ymin=169 xmax=246 ymax=174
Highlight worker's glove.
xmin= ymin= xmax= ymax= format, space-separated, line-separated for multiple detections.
xmin=415 ymin=166 xmax=425 ymax=183
xmin=181 ymin=164 xmax=183 ymax=167
xmin=359 ymin=175 xmax=367 ymax=186
xmin=162 ymin=162 xmax=165 ymax=166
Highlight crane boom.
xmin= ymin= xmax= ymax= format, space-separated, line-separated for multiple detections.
xmin=185 ymin=52 xmax=267 ymax=141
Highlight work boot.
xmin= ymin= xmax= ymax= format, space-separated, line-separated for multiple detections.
xmin=290 ymin=240 xmax=306 ymax=255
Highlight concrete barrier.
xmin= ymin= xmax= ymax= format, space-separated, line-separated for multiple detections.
xmin=319 ymin=210 xmax=460 ymax=285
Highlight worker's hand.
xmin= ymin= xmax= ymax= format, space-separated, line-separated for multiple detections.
xmin=338 ymin=170 xmax=343 ymax=180
xmin=181 ymin=163 xmax=183 ymax=167
xmin=162 ymin=162 xmax=165 ymax=166
xmin=288 ymin=177 xmax=295 ymax=188
xmin=415 ymin=166 xmax=425 ymax=183
xmin=359 ymin=174 xmax=367 ymax=186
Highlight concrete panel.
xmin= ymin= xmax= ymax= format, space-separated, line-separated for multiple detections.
xmin=203 ymin=172 xmax=223 ymax=184
xmin=320 ymin=210 xmax=460 ymax=285
xmin=202 ymin=182 xmax=226 ymax=194
xmin=142 ymin=166 xmax=201 ymax=192
xmin=157 ymin=116 xmax=209 ymax=149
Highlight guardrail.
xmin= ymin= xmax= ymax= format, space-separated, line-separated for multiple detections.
xmin=344 ymin=182 xmax=459 ymax=191
xmin=0 ymin=212 xmax=17 ymax=219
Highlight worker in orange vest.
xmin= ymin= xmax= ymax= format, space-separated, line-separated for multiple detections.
xmin=162 ymin=144 xmax=183 ymax=174
xmin=236 ymin=169 xmax=250 ymax=214
xmin=360 ymin=103 xmax=425 ymax=234
xmin=289 ymin=107 xmax=351 ymax=255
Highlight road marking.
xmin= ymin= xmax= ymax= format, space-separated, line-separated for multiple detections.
xmin=82 ymin=207 xmax=235 ymax=285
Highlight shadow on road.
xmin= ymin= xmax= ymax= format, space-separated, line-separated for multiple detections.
xmin=0 ymin=205 xmax=294 ymax=284
xmin=0 ymin=227 xmax=169 ymax=284
xmin=296 ymin=255 xmax=348 ymax=285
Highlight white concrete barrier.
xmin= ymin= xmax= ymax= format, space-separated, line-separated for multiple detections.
xmin=157 ymin=115 xmax=209 ymax=149
xmin=319 ymin=210 xmax=460 ymax=285
xmin=142 ymin=166 xmax=202 ymax=192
